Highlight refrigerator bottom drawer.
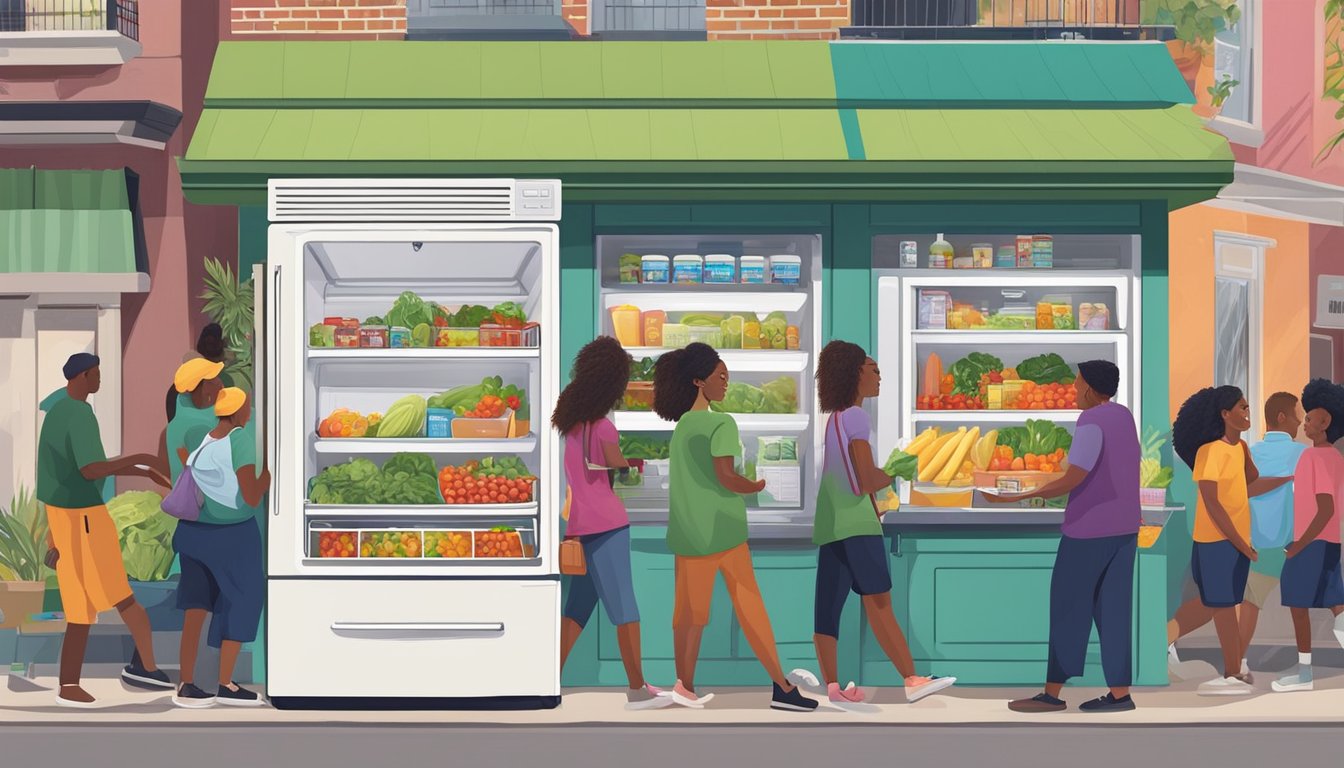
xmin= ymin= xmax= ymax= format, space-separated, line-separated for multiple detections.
xmin=267 ymin=579 xmax=559 ymax=699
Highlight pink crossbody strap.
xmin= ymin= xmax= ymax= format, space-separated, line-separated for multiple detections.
xmin=831 ymin=411 xmax=881 ymax=517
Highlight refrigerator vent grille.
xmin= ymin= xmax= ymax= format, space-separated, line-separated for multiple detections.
xmin=267 ymin=179 xmax=560 ymax=222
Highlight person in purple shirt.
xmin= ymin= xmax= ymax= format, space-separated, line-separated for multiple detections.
xmin=994 ymin=360 xmax=1142 ymax=713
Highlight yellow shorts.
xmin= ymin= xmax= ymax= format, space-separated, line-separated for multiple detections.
xmin=46 ymin=504 xmax=132 ymax=625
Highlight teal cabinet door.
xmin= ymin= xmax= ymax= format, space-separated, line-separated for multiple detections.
xmin=733 ymin=548 xmax=819 ymax=671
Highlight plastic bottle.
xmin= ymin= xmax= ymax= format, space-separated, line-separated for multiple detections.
xmin=929 ymin=234 xmax=953 ymax=269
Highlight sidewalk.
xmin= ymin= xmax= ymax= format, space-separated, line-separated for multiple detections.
xmin=4 ymin=657 xmax=1344 ymax=726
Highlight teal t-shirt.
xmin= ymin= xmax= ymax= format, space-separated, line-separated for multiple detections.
xmin=166 ymin=394 xmax=218 ymax=483
xmin=200 ymin=422 xmax=263 ymax=525
xmin=667 ymin=410 xmax=747 ymax=557
xmin=36 ymin=397 xmax=107 ymax=508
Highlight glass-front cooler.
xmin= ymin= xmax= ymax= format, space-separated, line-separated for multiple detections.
xmin=872 ymin=233 xmax=1140 ymax=512
xmin=594 ymin=234 xmax=823 ymax=526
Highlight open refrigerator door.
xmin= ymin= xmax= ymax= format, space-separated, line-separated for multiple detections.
xmin=260 ymin=179 xmax=561 ymax=709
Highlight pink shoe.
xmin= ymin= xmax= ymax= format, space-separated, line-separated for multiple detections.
xmin=671 ymin=679 xmax=715 ymax=709
xmin=828 ymin=682 xmax=866 ymax=704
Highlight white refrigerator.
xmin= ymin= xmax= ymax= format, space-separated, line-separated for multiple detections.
xmin=255 ymin=178 xmax=562 ymax=709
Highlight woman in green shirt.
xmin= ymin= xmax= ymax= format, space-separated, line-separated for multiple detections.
xmin=789 ymin=341 xmax=955 ymax=705
xmin=654 ymin=342 xmax=817 ymax=712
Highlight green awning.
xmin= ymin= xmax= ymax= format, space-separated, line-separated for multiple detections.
xmin=181 ymin=41 xmax=1233 ymax=207
xmin=0 ymin=168 xmax=148 ymax=294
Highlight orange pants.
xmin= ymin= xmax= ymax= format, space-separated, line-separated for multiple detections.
xmin=46 ymin=505 xmax=132 ymax=625
xmin=674 ymin=543 xmax=782 ymax=672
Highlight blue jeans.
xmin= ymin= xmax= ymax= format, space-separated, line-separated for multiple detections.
xmin=1046 ymin=533 xmax=1137 ymax=688
xmin=173 ymin=518 xmax=264 ymax=648
xmin=562 ymin=525 xmax=640 ymax=627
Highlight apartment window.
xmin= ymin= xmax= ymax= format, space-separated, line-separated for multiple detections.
xmin=592 ymin=0 xmax=706 ymax=39
xmin=1213 ymin=0 xmax=1255 ymax=125
xmin=1213 ymin=233 xmax=1269 ymax=437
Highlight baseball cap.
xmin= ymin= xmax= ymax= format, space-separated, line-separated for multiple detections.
xmin=174 ymin=358 xmax=225 ymax=393
xmin=63 ymin=353 xmax=100 ymax=380
xmin=214 ymin=387 xmax=247 ymax=417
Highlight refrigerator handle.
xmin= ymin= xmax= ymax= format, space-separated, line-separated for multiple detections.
xmin=330 ymin=622 xmax=505 ymax=637
xmin=253 ymin=262 xmax=281 ymax=516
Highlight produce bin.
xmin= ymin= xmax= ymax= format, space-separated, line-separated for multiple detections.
xmin=473 ymin=528 xmax=534 ymax=559
xmin=423 ymin=530 xmax=474 ymax=559
xmin=480 ymin=322 xmax=541 ymax=348
xmin=451 ymin=411 xmax=513 ymax=439
xmin=358 ymin=530 xmax=424 ymax=558
xmin=312 ymin=530 xmax=359 ymax=558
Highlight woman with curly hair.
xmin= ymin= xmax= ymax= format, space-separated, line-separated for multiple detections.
xmin=1272 ymin=379 xmax=1344 ymax=693
xmin=552 ymin=336 xmax=669 ymax=710
xmin=786 ymin=341 xmax=954 ymax=708
xmin=654 ymin=342 xmax=817 ymax=712
xmin=1171 ymin=385 xmax=1291 ymax=696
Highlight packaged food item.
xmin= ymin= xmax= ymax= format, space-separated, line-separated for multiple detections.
xmin=899 ymin=240 xmax=919 ymax=269
xmin=437 ymin=328 xmax=479 ymax=347
xmin=425 ymin=408 xmax=455 ymax=438
xmin=642 ymin=310 xmax=667 ymax=347
xmin=704 ymin=254 xmax=736 ymax=284
xmin=742 ymin=319 xmax=761 ymax=349
xmin=918 ymin=290 xmax=951 ymax=330
xmin=672 ymin=254 xmax=704 ymax=284
xmin=785 ymin=325 xmax=800 ymax=350
xmin=989 ymin=304 xmax=1036 ymax=330
xmin=333 ymin=326 xmax=360 ymax=348
xmin=480 ymin=322 xmax=540 ymax=347
xmin=688 ymin=325 xmax=721 ymax=348
xmin=769 ymin=254 xmax=802 ymax=285
xmin=662 ymin=323 xmax=690 ymax=349
xmin=952 ymin=254 xmax=973 ymax=269
xmin=930 ymin=234 xmax=953 ymax=269
xmin=923 ymin=352 xmax=943 ymax=397
xmin=1042 ymin=294 xmax=1074 ymax=330
xmin=641 ymin=254 xmax=670 ymax=284
xmin=739 ymin=255 xmax=767 ymax=284
xmin=1032 ymin=235 xmax=1054 ymax=268
xmin=1078 ymin=302 xmax=1111 ymax=330
xmin=971 ymin=243 xmax=994 ymax=269
xmin=619 ymin=253 xmax=643 ymax=284
xmin=451 ymin=412 xmax=512 ymax=439
xmin=1036 ymin=302 xmax=1054 ymax=330
xmin=1016 ymin=235 xmax=1034 ymax=268
xmin=1002 ymin=379 xmax=1027 ymax=409
xmin=622 ymin=381 xmax=655 ymax=411
xmin=995 ymin=246 xmax=1016 ymax=268
xmin=389 ymin=326 xmax=411 ymax=348
xmin=609 ymin=305 xmax=642 ymax=347
xmin=757 ymin=465 xmax=802 ymax=507
xmin=359 ymin=325 xmax=388 ymax=348
xmin=720 ymin=315 xmax=745 ymax=349
xmin=987 ymin=384 xmax=1005 ymax=410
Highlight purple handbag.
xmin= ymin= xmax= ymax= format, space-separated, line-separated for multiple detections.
xmin=160 ymin=445 xmax=206 ymax=522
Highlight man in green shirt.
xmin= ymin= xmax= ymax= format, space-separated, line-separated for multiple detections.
xmin=38 ymin=353 xmax=173 ymax=707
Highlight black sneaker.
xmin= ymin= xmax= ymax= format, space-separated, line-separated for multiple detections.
xmin=771 ymin=682 xmax=819 ymax=712
xmin=121 ymin=657 xmax=173 ymax=690
xmin=1079 ymin=693 xmax=1136 ymax=713
xmin=172 ymin=683 xmax=217 ymax=709
xmin=217 ymin=683 xmax=264 ymax=707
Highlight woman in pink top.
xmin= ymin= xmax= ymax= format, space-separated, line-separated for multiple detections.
xmin=554 ymin=337 xmax=669 ymax=710
xmin=1273 ymin=379 xmax=1344 ymax=693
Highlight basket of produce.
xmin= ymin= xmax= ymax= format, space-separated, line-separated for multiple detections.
xmin=317 ymin=408 xmax=381 ymax=438
xmin=423 ymin=530 xmax=473 ymax=559
xmin=314 ymin=530 xmax=358 ymax=559
xmin=359 ymin=530 xmax=423 ymax=558
xmin=308 ymin=453 xmax=443 ymax=506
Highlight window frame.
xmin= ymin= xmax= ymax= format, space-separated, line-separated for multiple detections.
xmin=1208 ymin=0 xmax=1264 ymax=147
xmin=1213 ymin=230 xmax=1272 ymax=438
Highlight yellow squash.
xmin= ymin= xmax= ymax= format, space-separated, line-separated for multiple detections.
xmin=906 ymin=427 xmax=940 ymax=458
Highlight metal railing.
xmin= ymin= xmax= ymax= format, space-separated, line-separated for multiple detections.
xmin=0 ymin=0 xmax=139 ymax=40
xmin=598 ymin=0 xmax=706 ymax=34
xmin=848 ymin=0 xmax=1165 ymax=39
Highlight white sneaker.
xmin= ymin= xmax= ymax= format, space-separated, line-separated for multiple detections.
xmin=670 ymin=680 xmax=714 ymax=709
xmin=1271 ymin=674 xmax=1314 ymax=693
xmin=625 ymin=684 xmax=675 ymax=711
xmin=1167 ymin=643 xmax=1180 ymax=665
xmin=1197 ymin=676 xmax=1255 ymax=696
xmin=906 ymin=676 xmax=957 ymax=703
xmin=1333 ymin=614 xmax=1344 ymax=652
xmin=786 ymin=668 xmax=825 ymax=696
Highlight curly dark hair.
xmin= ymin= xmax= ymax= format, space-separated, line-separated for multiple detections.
xmin=551 ymin=336 xmax=632 ymax=435
xmin=817 ymin=340 xmax=868 ymax=414
xmin=1172 ymin=385 xmax=1243 ymax=469
xmin=653 ymin=342 xmax=722 ymax=422
xmin=165 ymin=323 xmax=230 ymax=422
xmin=1301 ymin=378 xmax=1344 ymax=444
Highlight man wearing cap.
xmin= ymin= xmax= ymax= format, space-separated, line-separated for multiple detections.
xmin=160 ymin=357 xmax=226 ymax=484
xmin=37 ymin=353 xmax=174 ymax=707
xmin=992 ymin=360 xmax=1143 ymax=713
xmin=170 ymin=387 xmax=270 ymax=708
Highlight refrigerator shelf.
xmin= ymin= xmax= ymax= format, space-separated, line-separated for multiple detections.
xmin=912 ymin=410 xmax=1083 ymax=423
xmin=305 ymin=503 xmax=540 ymax=517
xmin=312 ymin=436 xmax=539 ymax=454
xmin=307 ymin=347 xmax=540 ymax=361
xmin=613 ymin=411 xmax=810 ymax=433
xmin=909 ymin=331 xmax=1127 ymax=344
xmin=603 ymin=290 xmax=808 ymax=314
xmin=621 ymin=348 xmax=808 ymax=373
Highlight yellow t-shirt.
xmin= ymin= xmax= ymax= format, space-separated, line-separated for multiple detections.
xmin=1192 ymin=439 xmax=1251 ymax=544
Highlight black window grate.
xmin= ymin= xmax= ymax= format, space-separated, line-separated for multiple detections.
xmin=0 ymin=0 xmax=139 ymax=41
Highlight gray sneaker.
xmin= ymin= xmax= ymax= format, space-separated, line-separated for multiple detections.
xmin=626 ymin=684 xmax=673 ymax=711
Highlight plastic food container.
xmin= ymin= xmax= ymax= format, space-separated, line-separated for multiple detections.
xmin=642 ymin=310 xmax=666 ymax=347
xmin=437 ymin=327 xmax=480 ymax=347
xmin=359 ymin=530 xmax=423 ymax=558
xmin=641 ymin=254 xmax=670 ymax=284
xmin=609 ymin=305 xmax=642 ymax=347
xmin=739 ymin=255 xmax=767 ymax=284
xmin=474 ymin=528 xmax=527 ymax=559
xmin=480 ymin=322 xmax=540 ymax=348
xmin=622 ymin=381 xmax=655 ymax=411
xmin=389 ymin=326 xmax=411 ymax=348
xmin=314 ymin=530 xmax=358 ymax=559
xmin=769 ymin=254 xmax=801 ymax=285
xmin=918 ymin=290 xmax=951 ymax=330
xmin=359 ymin=325 xmax=389 ymax=348
xmin=450 ymin=411 xmax=512 ymax=438
xmin=909 ymin=486 xmax=973 ymax=508
xmin=704 ymin=254 xmax=736 ymax=284
xmin=1140 ymin=487 xmax=1167 ymax=507
xmin=619 ymin=253 xmax=642 ymax=284
xmin=1032 ymin=235 xmax=1054 ymax=268
xmin=661 ymin=323 xmax=690 ymax=349
xmin=995 ymin=246 xmax=1016 ymax=268
xmin=672 ymin=254 xmax=703 ymax=284
xmin=687 ymin=325 xmax=721 ymax=348
xmin=426 ymin=408 xmax=455 ymax=438
xmin=971 ymin=243 xmax=994 ymax=269
xmin=424 ymin=530 xmax=474 ymax=558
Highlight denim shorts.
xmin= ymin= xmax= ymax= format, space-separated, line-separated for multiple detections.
xmin=173 ymin=518 xmax=264 ymax=648
xmin=1191 ymin=540 xmax=1250 ymax=609
xmin=1280 ymin=541 xmax=1344 ymax=609
xmin=562 ymin=525 xmax=640 ymax=627
xmin=814 ymin=535 xmax=891 ymax=638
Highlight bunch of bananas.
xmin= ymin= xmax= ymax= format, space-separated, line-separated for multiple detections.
xmin=905 ymin=426 xmax=1000 ymax=487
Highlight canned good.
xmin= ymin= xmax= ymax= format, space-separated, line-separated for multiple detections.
xmin=899 ymin=241 xmax=919 ymax=269
xmin=389 ymin=326 xmax=411 ymax=348
xmin=333 ymin=326 xmax=360 ymax=348
xmin=672 ymin=254 xmax=704 ymax=284
xmin=770 ymin=254 xmax=802 ymax=285
xmin=360 ymin=325 xmax=389 ymax=348
xmin=739 ymin=255 xmax=767 ymax=284
xmin=704 ymin=254 xmax=736 ymax=284
xmin=641 ymin=254 xmax=670 ymax=284
xmin=1016 ymin=236 xmax=1034 ymax=268
xmin=971 ymin=243 xmax=994 ymax=269
xmin=1031 ymin=235 xmax=1054 ymax=269
xmin=995 ymin=246 xmax=1016 ymax=268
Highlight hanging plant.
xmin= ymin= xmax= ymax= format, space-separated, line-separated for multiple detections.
xmin=1319 ymin=1 xmax=1344 ymax=162
xmin=200 ymin=258 xmax=255 ymax=392
xmin=1206 ymin=74 xmax=1239 ymax=109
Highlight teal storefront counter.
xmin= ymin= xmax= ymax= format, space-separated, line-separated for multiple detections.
xmin=562 ymin=512 xmax=1171 ymax=689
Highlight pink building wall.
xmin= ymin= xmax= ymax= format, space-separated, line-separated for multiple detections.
xmin=0 ymin=0 xmax=238 ymax=480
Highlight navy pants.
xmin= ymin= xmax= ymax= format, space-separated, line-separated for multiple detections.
xmin=1046 ymin=533 xmax=1138 ymax=688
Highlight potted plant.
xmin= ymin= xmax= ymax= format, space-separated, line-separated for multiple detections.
xmin=201 ymin=257 xmax=255 ymax=392
xmin=0 ymin=488 xmax=51 ymax=631
xmin=1151 ymin=0 xmax=1241 ymax=89
xmin=106 ymin=491 xmax=181 ymax=628
xmin=1140 ymin=428 xmax=1174 ymax=508
xmin=1204 ymin=74 xmax=1240 ymax=117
